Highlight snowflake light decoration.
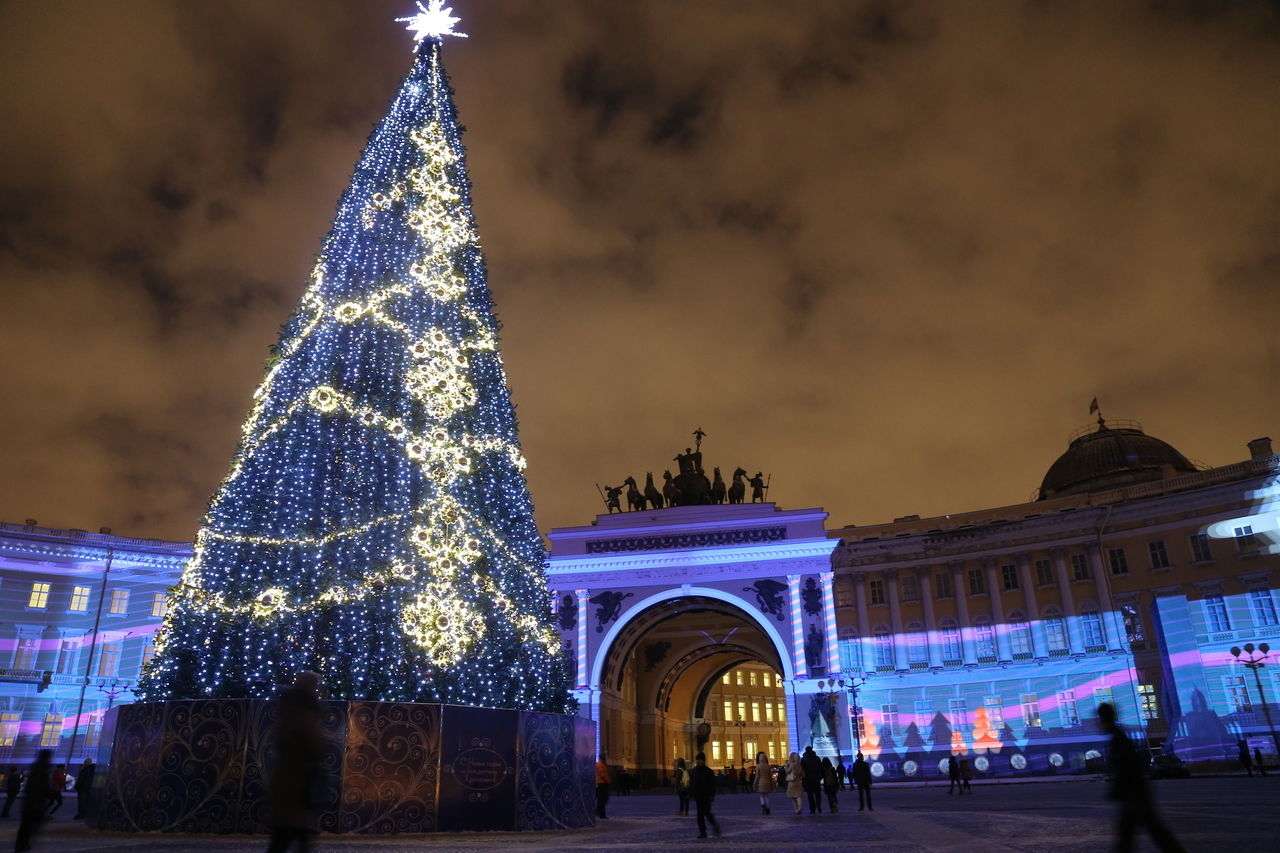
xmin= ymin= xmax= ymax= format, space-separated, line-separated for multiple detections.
xmin=396 ymin=1 xmax=467 ymax=42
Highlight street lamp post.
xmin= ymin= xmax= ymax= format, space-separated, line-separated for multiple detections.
xmin=826 ymin=677 xmax=866 ymax=759
xmin=1230 ymin=643 xmax=1280 ymax=758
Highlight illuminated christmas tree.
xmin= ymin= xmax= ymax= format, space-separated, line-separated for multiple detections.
xmin=971 ymin=706 xmax=1001 ymax=753
xmin=139 ymin=2 xmax=569 ymax=710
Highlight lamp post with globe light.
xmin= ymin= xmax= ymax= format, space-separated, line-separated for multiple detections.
xmin=1230 ymin=643 xmax=1280 ymax=758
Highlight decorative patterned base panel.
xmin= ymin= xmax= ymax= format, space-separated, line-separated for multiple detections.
xmin=96 ymin=701 xmax=595 ymax=834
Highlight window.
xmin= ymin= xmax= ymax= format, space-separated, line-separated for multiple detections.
xmin=777 ymin=703 xmax=786 ymax=723
xmin=736 ymin=671 xmax=744 ymax=686
xmin=1059 ymin=691 xmax=1079 ymax=727
xmin=40 ymin=714 xmax=63 ymax=748
xmin=881 ymin=704 xmax=899 ymax=738
xmin=56 ymin=640 xmax=79 ymax=674
xmin=1108 ymin=548 xmax=1129 ymax=576
xmin=900 ymin=574 xmax=919 ymax=602
xmin=1204 ymin=595 xmax=1231 ymax=633
xmin=0 ymin=713 xmax=18 ymax=748
xmin=1093 ymin=687 xmax=1114 ymax=709
xmin=1189 ymin=532 xmax=1212 ymax=563
xmin=1249 ymin=589 xmax=1278 ymax=627
xmin=28 ymin=582 xmax=51 ymax=609
xmin=1138 ymin=684 xmax=1159 ymax=720
xmin=914 ymin=700 xmax=933 ymax=729
xmin=968 ymin=569 xmax=985 ymax=595
xmin=868 ymin=579 xmax=886 ymax=605
xmin=737 ymin=701 xmax=746 ymax=722
xmin=939 ymin=620 xmax=962 ymax=663
xmin=108 ymin=589 xmax=129 ymax=615
xmin=1148 ymin=540 xmax=1170 ymax=570
xmin=873 ymin=629 xmax=895 ymax=669
xmin=985 ymin=697 xmax=1004 ymax=730
xmin=762 ymin=672 xmax=772 ymax=687
xmin=1044 ymin=612 xmax=1068 ymax=652
xmin=1081 ymin=608 xmax=1106 ymax=650
xmin=1009 ymin=618 xmax=1033 ymax=657
xmin=1001 ymin=564 xmax=1019 ymax=590
xmin=767 ymin=741 xmax=776 ymax=761
xmin=83 ymin=723 xmax=102 ymax=749
xmin=722 ymin=673 xmax=731 ymax=684
xmin=765 ymin=703 xmax=774 ymax=723
xmin=948 ymin=698 xmax=968 ymax=729
xmin=835 ymin=577 xmax=853 ymax=608
xmin=934 ymin=572 xmax=953 ymax=599
xmin=726 ymin=741 xmax=735 ymax=761
xmin=69 ymin=586 xmax=90 ymax=612
xmin=1225 ymin=675 xmax=1250 ymax=712
xmin=711 ymin=741 xmax=722 ymax=761
xmin=1123 ymin=605 xmax=1145 ymax=645
xmin=13 ymin=637 xmax=39 ymax=670
xmin=97 ymin=641 xmax=122 ymax=677
xmin=751 ymin=702 xmax=760 ymax=722
xmin=723 ymin=701 xmax=732 ymax=722
xmin=1234 ymin=525 xmax=1258 ymax=553
xmin=906 ymin=626 xmax=929 ymax=666
xmin=1071 ymin=553 xmax=1091 ymax=581
xmin=749 ymin=671 xmax=758 ymax=687
xmin=974 ymin=620 xmax=996 ymax=660
xmin=151 ymin=593 xmax=168 ymax=619
xmin=142 ymin=642 xmax=156 ymax=668
xmin=1035 ymin=558 xmax=1054 ymax=586
xmin=1021 ymin=694 xmax=1042 ymax=728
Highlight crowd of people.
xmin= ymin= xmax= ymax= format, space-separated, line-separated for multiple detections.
xmin=1 ymin=754 xmax=97 ymax=852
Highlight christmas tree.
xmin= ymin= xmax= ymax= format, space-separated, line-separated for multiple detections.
xmin=139 ymin=2 xmax=569 ymax=711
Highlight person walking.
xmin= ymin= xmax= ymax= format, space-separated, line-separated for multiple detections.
xmin=673 ymin=758 xmax=690 ymax=816
xmin=947 ymin=755 xmax=962 ymax=794
xmin=753 ymin=752 xmax=774 ymax=815
xmin=1097 ymin=702 xmax=1186 ymax=853
xmin=1238 ymin=740 xmax=1253 ymax=777
xmin=16 ymin=750 xmax=51 ymax=852
xmin=595 ymin=754 xmax=611 ymax=819
xmin=72 ymin=759 xmax=95 ymax=820
xmin=821 ymin=757 xmax=839 ymax=813
xmin=689 ymin=752 xmax=720 ymax=839
xmin=836 ymin=758 xmax=848 ymax=790
xmin=1254 ymin=747 xmax=1268 ymax=777
xmin=851 ymin=752 xmax=873 ymax=811
xmin=785 ymin=752 xmax=805 ymax=814
xmin=800 ymin=745 xmax=823 ymax=814
xmin=1 ymin=768 xmax=22 ymax=819
xmin=45 ymin=766 xmax=66 ymax=816
xmin=959 ymin=757 xmax=973 ymax=792
xmin=266 ymin=671 xmax=326 ymax=853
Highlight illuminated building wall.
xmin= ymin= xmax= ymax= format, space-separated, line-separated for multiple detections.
xmin=0 ymin=522 xmax=188 ymax=764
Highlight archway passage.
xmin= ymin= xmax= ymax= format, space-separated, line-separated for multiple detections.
xmin=594 ymin=595 xmax=789 ymax=786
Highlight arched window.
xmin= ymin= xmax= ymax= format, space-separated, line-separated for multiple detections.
xmin=1007 ymin=611 xmax=1033 ymax=658
xmin=974 ymin=617 xmax=997 ymax=662
xmin=873 ymin=625 xmax=895 ymax=669
xmin=1042 ymin=606 xmax=1068 ymax=653
xmin=939 ymin=618 xmax=962 ymax=664
xmin=905 ymin=620 xmax=929 ymax=666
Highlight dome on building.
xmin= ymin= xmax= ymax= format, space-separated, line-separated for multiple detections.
xmin=1038 ymin=418 xmax=1199 ymax=500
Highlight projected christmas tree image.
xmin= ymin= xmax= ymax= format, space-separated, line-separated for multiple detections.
xmin=139 ymin=2 xmax=569 ymax=711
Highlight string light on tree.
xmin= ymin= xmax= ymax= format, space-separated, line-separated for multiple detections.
xmin=138 ymin=3 xmax=568 ymax=711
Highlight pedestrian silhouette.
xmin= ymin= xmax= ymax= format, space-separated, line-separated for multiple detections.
xmin=821 ymin=756 xmax=840 ymax=812
xmin=16 ymin=750 xmax=51 ymax=852
xmin=45 ymin=765 xmax=65 ymax=815
xmin=753 ymin=751 xmax=774 ymax=814
xmin=959 ymin=757 xmax=973 ymax=792
xmin=801 ymin=745 xmax=823 ymax=813
xmin=1 ymin=767 xmax=22 ymax=819
xmin=1238 ymin=739 xmax=1253 ymax=776
xmin=1254 ymin=747 xmax=1268 ymax=777
xmin=72 ymin=759 xmax=95 ymax=820
xmin=689 ymin=752 xmax=720 ymax=838
xmin=785 ymin=752 xmax=804 ymax=814
xmin=266 ymin=671 xmax=325 ymax=853
xmin=594 ymin=754 xmax=610 ymax=819
xmin=851 ymin=752 xmax=874 ymax=810
xmin=947 ymin=755 xmax=962 ymax=794
xmin=673 ymin=757 xmax=690 ymax=815
xmin=1097 ymin=702 xmax=1186 ymax=853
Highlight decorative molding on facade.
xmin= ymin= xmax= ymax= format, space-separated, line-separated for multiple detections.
xmin=584 ymin=526 xmax=787 ymax=554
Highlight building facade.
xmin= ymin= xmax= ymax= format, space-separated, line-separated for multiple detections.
xmin=0 ymin=521 xmax=189 ymax=765
xmin=551 ymin=423 xmax=1280 ymax=782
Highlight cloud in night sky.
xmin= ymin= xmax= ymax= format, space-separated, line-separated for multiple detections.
xmin=0 ymin=0 xmax=1277 ymax=541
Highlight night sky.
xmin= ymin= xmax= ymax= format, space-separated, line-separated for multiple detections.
xmin=1 ymin=1 xmax=1277 ymax=543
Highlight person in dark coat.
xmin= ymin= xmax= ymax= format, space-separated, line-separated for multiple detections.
xmin=821 ymin=757 xmax=839 ymax=813
xmin=266 ymin=672 xmax=325 ymax=853
xmin=1097 ymin=702 xmax=1186 ymax=853
xmin=1 ymin=768 xmax=22 ymax=819
xmin=800 ymin=745 xmax=823 ymax=814
xmin=688 ymin=752 xmax=720 ymax=838
xmin=16 ymin=750 xmax=51 ymax=852
xmin=1238 ymin=740 xmax=1253 ymax=776
xmin=72 ymin=759 xmax=95 ymax=820
xmin=947 ymin=755 xmax=962 ymax=794
xmin=1254 ymin=747 xmax=1268 ymax=776
xmin=851 ymin=752 xmax=874 ymax=811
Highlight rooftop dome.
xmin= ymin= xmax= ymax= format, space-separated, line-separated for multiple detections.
xmin=1038 ymin=418 xmax=1199 ymax=500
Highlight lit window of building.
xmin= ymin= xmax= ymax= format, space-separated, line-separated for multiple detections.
xmin=762 ymin=672 xmax=771 ymax=687
xmin=778 ymin=703 xmax=786 ymax=723
xmin=1020 ymin=694 xmax=1042 ymax=728
xmin=28 ymin=582 xmax=51 ymax=609
xmin=1138 ymin=684 xmax=1159 ymax=720
xmin=1059 ymin=691 xmax=1079 ymax=727
xmin=40 ymin=714 xmax=63 ymax=748
xmin=0 ymin=713 xmax=19 ymax=748
xmin=151 ymin=593 xmax=168 ymax=618
xmin=97 ymin=641 xmax=122 ymax=677
xmin=1148 ymin=540 xmax=1170 ymax=570
xmin=1108 ymin=548 xmax=1128 ymax=575
xmin=108 ymin=589 xmax=129 ymax=615
xmin=56 ymin=640 xmax=79 ymax=674
xmin=751 ymin=702 xmax=760 ymax=722
xmin=142 ymin=642 xmax=156 ymax=667
xmin=985 ymin=697 xmax=1004 ymax=729
xmin=735 ymin=671 xmax=744 ymax=686
xmin=711 ymin=741 xmax=722 ymax=761
xmin=737 ymin=701 xmax=746 ymax=722
xmin=69 ymin=586 xmax=90 ymax=612
xmin=723 ymin=701 xmax=732 ymax=722
xmin=1093 ymin=687 xmax=1114 ymax=709
xmin=722 ymin=672 xmax=730 ymax=685
xmin=765 ymin=703 xmax=774 ymax=723
xmin=1225 ymin=675 xmax=1250 ymax=712
xmin=725 ymin=741 xmax=735 ymax=761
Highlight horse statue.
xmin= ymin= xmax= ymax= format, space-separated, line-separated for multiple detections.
xmin=623 ymin=476 xmax=646 ymax=511
xmin=662 ymin=471 xmax=681 ymax=507
xmin=644 ymin=472 xmax=664 ymax=509
xmin=710 ymin=467 xmax=726 ymax=504
xmin=727 ymin=467 xmax=747 ymax=504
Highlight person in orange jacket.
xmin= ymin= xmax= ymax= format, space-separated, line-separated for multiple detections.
xmin=595 ymin=754 xmax=611 ymax=819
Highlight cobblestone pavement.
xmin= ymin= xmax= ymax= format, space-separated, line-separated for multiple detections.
xmin=2 ymin=776 xmax=1275 ymax=852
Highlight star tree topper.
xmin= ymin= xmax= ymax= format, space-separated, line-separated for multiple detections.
xmin=397 ymin=0 xmax=468 ymax=42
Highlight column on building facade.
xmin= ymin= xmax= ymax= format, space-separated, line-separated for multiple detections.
xmin=886 ymin=570 xmax=909 ymax=671
xmin=1087 ymin=544 xmax=1127 ymax=652
xmin=853 ymin=574 xmax=871 ymax=672
xmin=983 ymin=558 xmax=1011 ymax=661
xmin=1051 ymin=549 xmax=1084 ymax=654
xmin=575 ymin=588 xmax=591 ymax=688
xmin=1016 ymin=554 xmax=1048 ymax=658
xmin=951 ymin=562 xmax=978 ymax=665
xmin=918 ymin=568 xmax=942 ymax=668
xmin=819 ymin=572 xmax=842 ymax=675
xmin=787 ymin=574 xmax=807 ymax=679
